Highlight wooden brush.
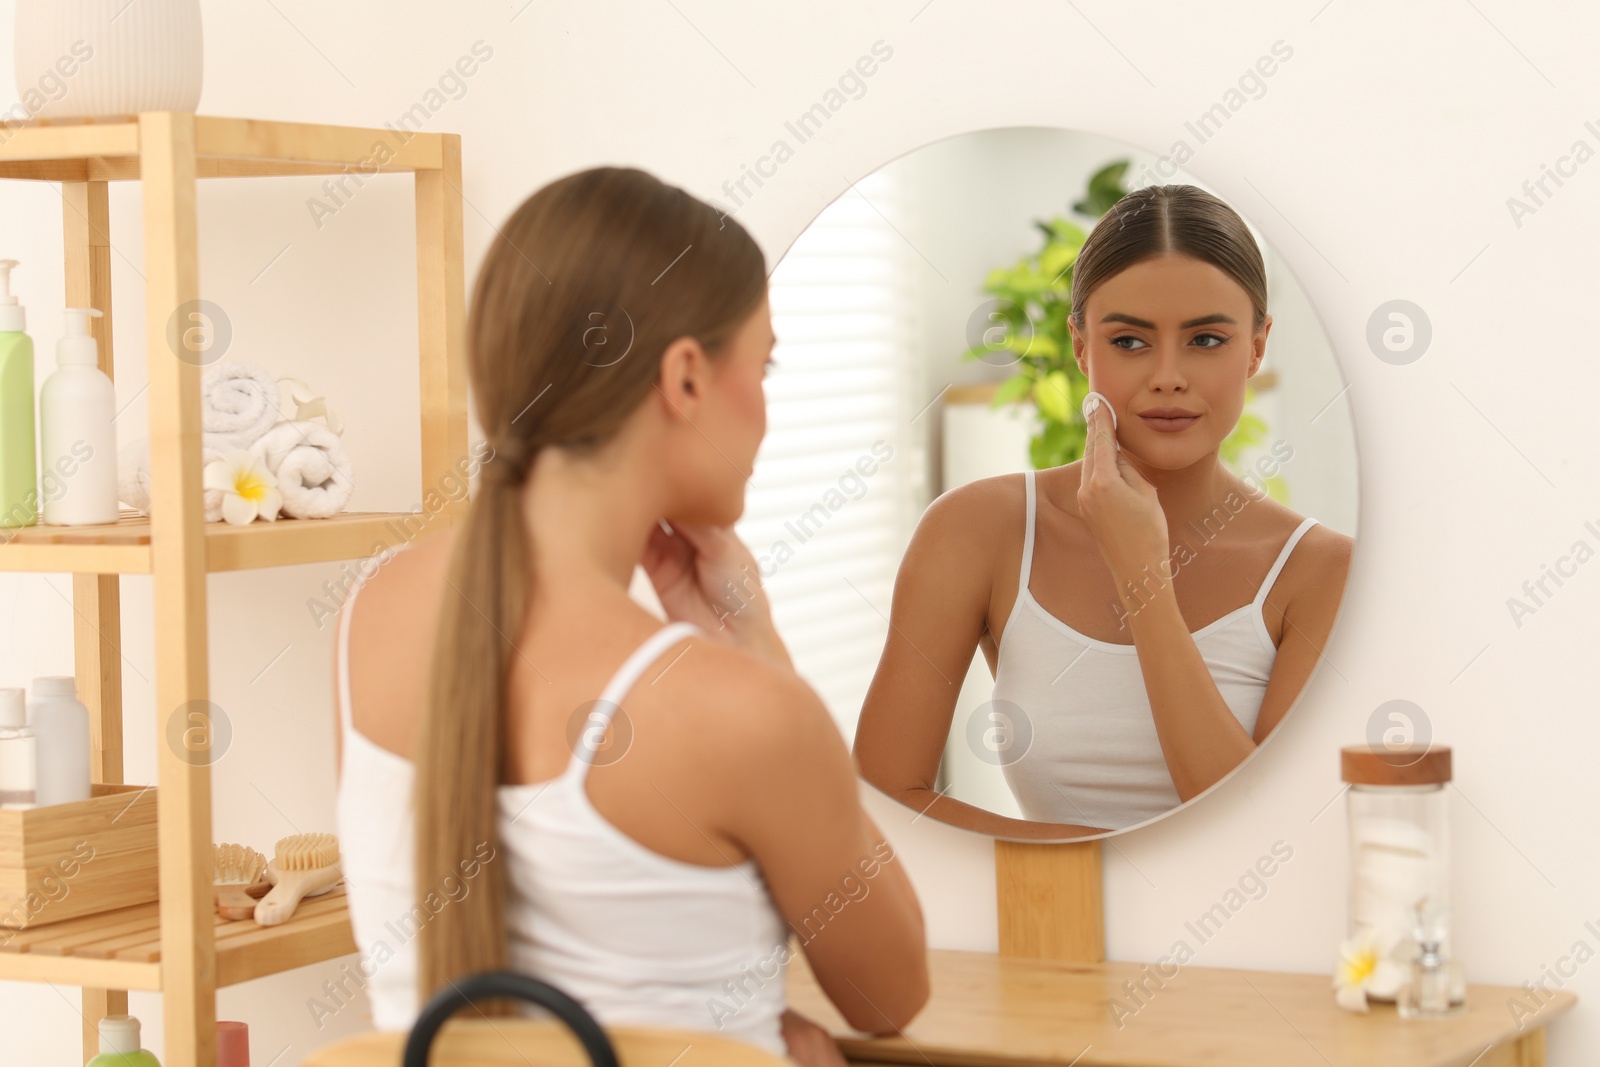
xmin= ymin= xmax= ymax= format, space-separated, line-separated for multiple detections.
xmin=212 ymin=843 xmax=267 ymax=921
xmin=254 ymin=832 xmax=342 ymax=926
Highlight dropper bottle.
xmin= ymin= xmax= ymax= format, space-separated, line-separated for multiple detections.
xmin=0 ymin=259 xmax=38 ymax=528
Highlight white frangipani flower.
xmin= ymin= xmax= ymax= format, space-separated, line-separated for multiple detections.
xmin=1334 ymin=926 xmax=1411 ymax=1012
xmin=275 ymin=376 xmax=345 ymax=435
xmin=203 ymin=449 xmax=282 ymax=525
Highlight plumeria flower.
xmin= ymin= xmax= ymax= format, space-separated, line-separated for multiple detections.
xmin=203 ymin=449 xmax=282 ymax=525
xmin=276 ymin=376 xmax=345 ymax=435
xmin=1334 ymin=926 xmax=1411 ymax=1012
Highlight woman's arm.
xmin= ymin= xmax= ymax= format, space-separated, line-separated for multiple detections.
xmin=853 ymin=480 xmax=1101 ymax=839
xmin=1121 ymin=577 xmax=1260 ymax=801
xmin=1075 ymin=402 xmax=1262 ymax=801
xmin=1076 ymin=403 xmax=1352 ymax=799
xmin=715 ymin=659 xmax=930 ymax=1034
xmin=1125 ymin=529 xmax=1351 ymax=796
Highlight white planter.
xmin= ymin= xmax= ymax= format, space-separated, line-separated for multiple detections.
xmin=13 ymin=0 xmax=203 ymax=121
xmin=940 ymin=383 xmax=1038 ymax=492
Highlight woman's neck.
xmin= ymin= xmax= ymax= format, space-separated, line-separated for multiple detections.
xmin=522 ymin=441 xmax=659 ymax=595
xmin=1120 ymin=450 xmax=1256 ymax=546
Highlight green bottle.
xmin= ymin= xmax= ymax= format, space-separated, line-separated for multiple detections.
xmin=0 ymin=259 xmax=37 ymax=529
xmin=87 ymin=1014 xmax=162 ymax=1067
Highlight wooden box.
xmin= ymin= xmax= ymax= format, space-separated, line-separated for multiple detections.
xmin=0 ymin=783 xmax=158 ymax=929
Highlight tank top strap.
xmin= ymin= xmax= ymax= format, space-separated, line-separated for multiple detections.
xmin=1252 ymin=516 xmax=1320 ymax=608
xmin=570 ymin=620 xmax=702 ymax=781
xmin=1019 ymin=468 xmax=1038 ymax=591
xmin=335 ymin=574 xmax=368 ymax=739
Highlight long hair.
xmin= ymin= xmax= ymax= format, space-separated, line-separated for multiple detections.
xmin=413 ymin=167 xmax=767 ymax=1004
xmin=1070 ymin=184 xmax=1267 ymax=331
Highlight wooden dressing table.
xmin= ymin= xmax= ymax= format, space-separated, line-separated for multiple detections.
xmin=786 ymin=841 xmax=1577 ymax=1067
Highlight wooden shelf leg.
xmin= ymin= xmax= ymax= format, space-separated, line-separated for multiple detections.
xmin=995 ymin=839 xmax=1105 ymax=964
xmin=413 ymin=133 xmax=469 ymax=522
xmin=141 ymin=110 xmax=216 ymax=1067
xmin=64 ymin=177 xmax=130 ymax=1064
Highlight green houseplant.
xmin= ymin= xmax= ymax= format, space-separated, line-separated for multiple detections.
xmin=961 ymin=161 xmax=1283 ymax=499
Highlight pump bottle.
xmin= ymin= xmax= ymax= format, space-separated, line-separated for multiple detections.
xmin=0 ymin=259 xmax=37 ymax=528
xmin=86 ymin=1014 xmax=162 ymax=1067
xmin=40 ymin=307 xmax=118 ymax=525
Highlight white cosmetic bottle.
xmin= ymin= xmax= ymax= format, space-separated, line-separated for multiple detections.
xmin=0 ymin=688 xmax=37 ymax=807
xmin=40 ymin=307 xmax=118 ymax=525
xmin=30 ymin=676 xmax=90 ymax=806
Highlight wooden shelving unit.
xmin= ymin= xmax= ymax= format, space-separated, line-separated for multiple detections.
xmin=0 ymin=509 xmax=444 ymax=573
xmin=0 ymin=112 xmax=468 ymax=1067
xmin=0 ymin=887 xmax=353 ymax=991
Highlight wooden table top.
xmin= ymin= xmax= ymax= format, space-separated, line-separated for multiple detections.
xmin=785 ymin=948 xmax=1577 ymax=1067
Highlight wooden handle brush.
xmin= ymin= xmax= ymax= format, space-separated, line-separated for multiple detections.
xmin=212 ymin=843 xmax=267 ymax=921
xmin=254 ymin=832 xmax=342 ymax=926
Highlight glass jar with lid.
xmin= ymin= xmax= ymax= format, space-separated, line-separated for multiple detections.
xmin=1341 ymin=743 xmax=1465 ymax=1016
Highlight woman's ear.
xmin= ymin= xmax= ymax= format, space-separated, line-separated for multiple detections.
xmin=1247 ymin=313 xmax=1272 ymax=376
xmin=658 ymin=335 xmax=710 ymax=408
xmin=1068 ymin=318 xmax=1088 ymax=377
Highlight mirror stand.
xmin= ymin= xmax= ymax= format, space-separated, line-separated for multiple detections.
xmin=994 ymin=839 xmax=1104 ymax=963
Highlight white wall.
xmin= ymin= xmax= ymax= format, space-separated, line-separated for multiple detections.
xmin=2 ymin=2 xmax=1597 ymax=1063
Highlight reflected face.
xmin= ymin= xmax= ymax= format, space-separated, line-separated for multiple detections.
xmin=1070 ymin=253 xmax=1269 ymax=467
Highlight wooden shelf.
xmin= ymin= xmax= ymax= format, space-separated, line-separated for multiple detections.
xmin=0 ymin=510 xmax=451 ymax=573
xmin=0 ymin=887 xmax=355 ymax=991
xmin=0 ymin=109 xmax=467 ymax=1067
xmin=0 ymin=114 xmax=447 ymax=181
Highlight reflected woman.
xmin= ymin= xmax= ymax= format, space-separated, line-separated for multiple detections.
xmin=854 ymin=184 xmax=1353 ymax=839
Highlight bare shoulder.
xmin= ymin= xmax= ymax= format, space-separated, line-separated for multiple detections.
xmin=654 ymin=636 xmax=863 ymax=856
xmin=1288 ymin=519 xmax=1353 ymax=576
xmin=662 ymin=638 xmax=842 ymax=767
xmin=339 ymin=527 xmax=460 ymax=755
xmin=346 ymin=527 xmax=458 ymax=625
xmin=914 ymin=470 xmax=1027 ymax=551
xmin=1277 ymin=517 xmax=1353 ymax=612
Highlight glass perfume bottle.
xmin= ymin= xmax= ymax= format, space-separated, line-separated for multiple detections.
xmin=1400 ymin=895 xmax=1466 ymax=1018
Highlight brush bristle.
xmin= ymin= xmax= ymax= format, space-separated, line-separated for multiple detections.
xmin=272 ymin=832 xmax=340 ymax=871
xmin=212 ymin=842 xmax=266 ymax=886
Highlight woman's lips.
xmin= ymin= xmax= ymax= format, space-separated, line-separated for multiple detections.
xmin=1139 ymin=414 xmax=1200 ymax=432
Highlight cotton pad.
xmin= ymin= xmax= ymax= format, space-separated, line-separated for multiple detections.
xmin=1082 ymin=390 xmax=1119 ymax=450
xmin=1082 ymin=390 xmax=1117 ymax=430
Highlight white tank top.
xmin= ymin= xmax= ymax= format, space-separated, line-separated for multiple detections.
xmin=990 ymin=467 xmax=1319 ymax=831
xmin=334 ymin=572 xmax=790 ymax=1056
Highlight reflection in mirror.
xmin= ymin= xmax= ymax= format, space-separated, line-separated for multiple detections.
xmin=742 ymin=126 xmax=1357 ymax=842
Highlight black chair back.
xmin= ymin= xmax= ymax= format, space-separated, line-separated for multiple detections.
xmin=402 ymin=971 xmax=622 ymax=1067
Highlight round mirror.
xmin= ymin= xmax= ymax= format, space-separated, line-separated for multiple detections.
xmin=744 ymin=125 xmax=1357 ymax=841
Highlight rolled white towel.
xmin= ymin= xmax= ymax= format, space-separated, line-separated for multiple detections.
xmin=249 ymin=420 xmax=353 ymax=520
xmin=201 ymin=360 xmax=281 ymax=449
xmin=118 ymin=437 xmax=228 ymax=522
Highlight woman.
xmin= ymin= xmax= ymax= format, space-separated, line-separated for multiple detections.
xmin=854 ymin=183 xmax=1353 ymax=839
xmin=332 ymin=166 xmax=928 ymax=1066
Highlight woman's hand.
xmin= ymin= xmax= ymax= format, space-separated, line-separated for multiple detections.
xmin=780 ymin=1008 xmax=849 ymax=1067
xmin=639 ymin=519 xmax=794 ymax=671
xmin=1076 ymin=397 xmax=1171 ymax=600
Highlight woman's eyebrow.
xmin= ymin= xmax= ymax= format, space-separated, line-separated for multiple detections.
xmin=1100 ymin=312 xmax=1237 ymax=329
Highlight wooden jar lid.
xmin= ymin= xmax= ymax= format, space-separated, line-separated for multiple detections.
xmin=1340 ymin=744 xmax=1451 ymax=786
